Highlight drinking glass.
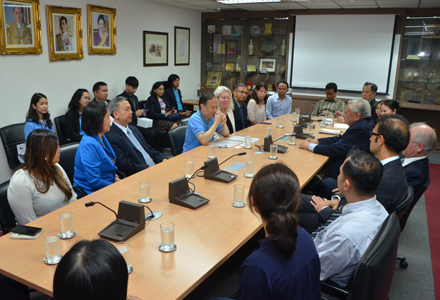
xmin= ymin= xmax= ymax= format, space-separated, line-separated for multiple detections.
xmin=232 ymin=184 xmax=246 ymax=207
xmin=277 ymin=118 xmax=284 ymax=128
xmin=159 ymin=222 xmax=176 ymax=252
xmin=116 ymin=242 xmax=133 ymax=273
xmin=244 ymin=160 xmax=254 ymax=178
xmin=59 ymin=211 xmax=75 ymax=239
xmin=289 ymin=135 xmax=296 ymax=145
xmin=185 ymin=160 xmax=194 ymax=178
xmin=269 ymin=144 xmax=278 ymax=159
xmin=139 ymin=181 xmax=151 ymax=203
xmin=44 ymin=233 xmax=62 ymax=264
xmin=208 ymin=144 xmax=217 ymax=158
xmin=307 ymin=123 xmax=314 ymax=134
xmin=244 ymin=136 xmax=252 ymax=149
xmin=265 ymin=127 xmax=271 ymax=137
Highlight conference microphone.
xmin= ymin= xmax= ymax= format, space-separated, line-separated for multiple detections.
xmin=218 ymin=152 xmax=246 ymax=168
xmin=204 ymin=152 xmax=245 ymax=183
xmin=85 ymin=201 xmax=118 ymax=220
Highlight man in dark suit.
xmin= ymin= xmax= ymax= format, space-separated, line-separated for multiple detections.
xmin=105 ymin=96 xmax=166 ymax=177
xmin=298 ymin=114 xmax=410 ymax=234
xmin=336 ymin=82 xmax=378 ymax=123
xmin=299 ymin=99 xmax=375 ymax=180
xmin=402 ymin=122 xmax=436 ymax=196
xmin=92 ymin=81 xmax=110 ymax=105
xmin=164 ymin=74 xmax=192 ymax=118
xmin=232 ymin=83 xmax=252 ymax=132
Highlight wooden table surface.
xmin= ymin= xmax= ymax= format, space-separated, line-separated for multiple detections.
xmin=0 ymin=115 xmax=332 ymax=299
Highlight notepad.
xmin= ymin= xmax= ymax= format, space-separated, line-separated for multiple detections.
xmin=224 ymin=162 xmax=246 ymax=172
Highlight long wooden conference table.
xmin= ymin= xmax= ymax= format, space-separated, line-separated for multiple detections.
xmin=0 ymin=114 xmax=332 ymax=299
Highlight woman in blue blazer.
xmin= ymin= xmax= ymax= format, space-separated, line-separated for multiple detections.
xmin=74 ymin=101 xmax=119 ymax=195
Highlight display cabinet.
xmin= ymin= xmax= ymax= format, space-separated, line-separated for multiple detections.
xmin=200 ymin=17 xmax=290 ymax=93
xmin=396 ymin=17 xmax=440 ymax=105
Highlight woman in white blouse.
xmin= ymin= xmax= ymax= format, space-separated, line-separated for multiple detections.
xmin=8 ymin=129 xmax=77 ymax=225
xmin=247 ymin=82 xmax=268 ymax=125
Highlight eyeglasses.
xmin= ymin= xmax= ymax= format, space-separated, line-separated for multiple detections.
xmin=369 ymin=131 xmax=380 ymax=137
xmin=237 ymin=90 xmax=247 ymax=94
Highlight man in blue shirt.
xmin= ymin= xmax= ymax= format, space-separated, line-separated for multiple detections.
xmin=183 ymin=93 xmax=229 ymax=153
xmin=266 ymin=81 xmax=292 ymax=119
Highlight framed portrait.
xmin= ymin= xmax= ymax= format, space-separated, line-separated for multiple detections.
xmin=0 ymin=0 xmax=42 ymax=54
xmin=46 ymin=5 xmax=83 ymax=61
xmin=143 ymin=30 xmax=167 ymax=67
xmin=206 ymin=71 xmax=222 ymax=88
xmin=259 ymin=58 xmax=276 ymax=73
xmin=174 ymin=26 xmax=189 ymax=66
xmin=87 ymin=4 xmax=116 ymax=55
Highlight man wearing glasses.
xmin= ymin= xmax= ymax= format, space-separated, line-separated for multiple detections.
xmin=232 ymin=83 xmax=252 ymax=132
xmin=266 ymin=81 xmax=292 ymax=119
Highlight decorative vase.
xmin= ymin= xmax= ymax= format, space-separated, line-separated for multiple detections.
xmin=264 ymin=23 xmax=272 ymax=36
xmin=248 ymin=39 xmax=254 ymax=56
xmin=280 ymin=39 xmax=286 ymax=56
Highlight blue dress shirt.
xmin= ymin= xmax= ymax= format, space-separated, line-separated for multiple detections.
xmin=265 ymin=93 xmax=292 ymax=119
xmin=24 ymin=119 xmax=54 ymax=141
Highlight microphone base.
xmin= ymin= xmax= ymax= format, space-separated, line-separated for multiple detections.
xmin=146 ymin=210 xmax=162 ymax=221
xmin=205 ymin=170 xmax=238 ymax=183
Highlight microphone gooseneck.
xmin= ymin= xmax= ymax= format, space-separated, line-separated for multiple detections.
xmin=217 ymin=152 xmax=246 ymax=167
xmin=85 ymin=201 xmax=118 ymax=220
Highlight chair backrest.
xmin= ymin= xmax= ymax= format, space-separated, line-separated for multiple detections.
xmin=54 ymin=115 xmax=68 ymax=146
xmin=0 ymin=123 xmax=25 ymax=170
xmin=395 ymin=185 xmax=414 ymax=221
xmin=58 ymin=143 xmax=79 ymax=185
xmin=349 ymin=212 xmax=400 ymax=300
xmin=400 ymin=177 xmax=431 ymax=232
xmin=0 ymin=181 xmax=16 ymax=234
xmin=168 ymin=126 xmax=187 ymax=156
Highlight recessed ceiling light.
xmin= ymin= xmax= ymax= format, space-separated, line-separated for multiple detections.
xmin=216 ymin=0 xmax=281 ymax=4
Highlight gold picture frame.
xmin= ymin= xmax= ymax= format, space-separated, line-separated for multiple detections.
xmin=0 ymin=0 xmax=42 ymax=55
xmin=87 ymin=4 xmax=116 ymax=55
xmin=206 ymin=71 xmax=222 ymax=88
xmin=46 ymin=5 xmax=83 ymax=61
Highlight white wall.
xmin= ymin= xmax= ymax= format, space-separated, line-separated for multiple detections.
xmin=0 ymin=0 xmax=201 ymax=183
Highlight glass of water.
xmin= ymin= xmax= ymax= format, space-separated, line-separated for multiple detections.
xmin=265 ymin=126 xmax=271 ymax=137
xmin=307 ymin=123 xmax=314 ymax=134
xmin=44 ymin=233 xmax=62 ymax=264
xmin=295 ymin=108 xmax=300 ymax=117
xmin=289 ymin=135 xmax=296 ymax=145
xmin=291 ymin=111 xmax=297 ymax=122
xmin=208 ymin=144 xmax=217 ymax=159
xmin=245 ymin=160 xmax=254 ymax=178
xmin=244 ymin=136 xmax=252 ymax=149
xmin=232 ymin=184 xmax=246 ymax=208
xmin=59 ymin=211 xmax=75 ymax=239
xmin=159 ymin=222 xmax=176 ymax=252
xmin=139 ymin=181 xmax=151 ymax=203
xmin=269 ymin=144 xmax=278 ymax=159
xmin=185 ymin=160 xmax=194 ymax=178
xmin=277 ymin=118 xmax=284 ymax=128
xmin=116 ymin=242 xmax=133 ymax=273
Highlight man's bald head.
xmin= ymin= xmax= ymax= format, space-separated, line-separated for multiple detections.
xmin=403 ymin=123 xmax=437 ymax=157
xmin=375 ymin=115 xmax=410 ymax=154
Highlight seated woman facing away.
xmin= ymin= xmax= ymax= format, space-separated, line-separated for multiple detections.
xmin=226 ymin=163 xmax=321 ymax=300
xmin=54 ymin=239 xmax=141 ymax=300
xmin=247 ymin=81 xmax=268 ymax=125
xmin=8 ymin=130 xmax=76 ymax=225
xmin=64 ymin=88 xmax=90 ymax=142
xmin=146 ymin=81 xmax=181 ymax=132
xmin=74 ymin=101 xmax=119 ymax=195
xmin=24 ymin=93 xmax=54 ymax=141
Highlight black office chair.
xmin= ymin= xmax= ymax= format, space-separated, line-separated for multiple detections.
xmin=0 ymin=123 xmax=25 ymax=170
xmin=168 ymin=125 xmax=187 ymax=156
xmin=395 ymin=185 xmax=414 ymax=221
xmin=400 ymin=178 xmax=430 ymax=232
xmin=54 ymin=115 xmax=69 ymax=146
xmin=321 ymin=213 xmax=400 ymax=300
xmin=58 ymin=143 xmax=79 ymax=185
xmin=0 ymin=181 xmax=17 ymax=234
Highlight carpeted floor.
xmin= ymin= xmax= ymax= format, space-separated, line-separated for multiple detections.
xmin=425 ymin=163 xmax=440 ymax=299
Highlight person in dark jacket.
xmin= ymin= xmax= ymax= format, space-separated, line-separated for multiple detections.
xmin=164 ymin=74 xmax=192 ymax=117
xmin=65 ymin=88 xmax=90 ymax=142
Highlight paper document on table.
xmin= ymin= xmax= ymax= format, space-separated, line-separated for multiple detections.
xmin=227 ymin=136 xmax=259 ymax=143
xmin=319 ymin=129 xmax=341 ymax=135
xmin=213 ymin=140 xmax=242 ymax=148
xmin=333 ymin=123 xmax=349 ymax=129
xmin=224 ymin=162 xmax=246 ymax=172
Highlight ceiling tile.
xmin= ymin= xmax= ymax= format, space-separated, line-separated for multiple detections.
xmin=298 ymin=1 xmax=341 ymax=8
xmin=376 ymin=0 xmax=419 ymax=8
xmin=263 ymin=2 xmax=308 ymax=8
xmin=419 ymin=0 xmax=440 ymax=8
xmin=226 ymin=3 xmax=277 ymax=10
xmin=334 ymin=0 xmax=379 ymax=6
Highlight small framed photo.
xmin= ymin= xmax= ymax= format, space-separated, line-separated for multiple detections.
xmin=206 ymin=71 xmax=222 ymax=88
xmin=174 ymin=26 xmax=189 ymax=66
xmin=225 ymin=62 xmax=234 ymax=72
xmin=87 ymin=4 xmax=116 ymax=55
xmin=247 ymin=64 xmax=257 ymax=72
xmin=259 ymin=58 xmax=276 ymax=73
xmin=0 ymin=0 xmax=42 ymax=55
xmin=143 ymin=30 xmax=168 ymax=67
xmin=46 ymin=5 xmax=83 ymax=61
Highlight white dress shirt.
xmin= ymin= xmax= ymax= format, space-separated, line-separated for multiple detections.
xmin=314 ymin=196 xmax=388 ymax=287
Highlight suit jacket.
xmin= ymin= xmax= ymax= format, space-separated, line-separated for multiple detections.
xmin=370 ymin=98 xmax=378 ymax=122
xmin=64 ymin=109 xmax=82 ymax=142
xmin=146 ymin=95 xmax=180 ymax=128
xmin=105 ymin=123 xmax=166 ymax=177
xmin=314 ymin=117 xmax=375 ymax=179
xmin=118 ymin=91 xmax=141 ymax=126
xmin=404 ymin=157 xmax=430 ymax=197
xmin=164 ymin=88 xmax=187 ymax=112
xmin=232 ymin=98 xmax=252 ymax=132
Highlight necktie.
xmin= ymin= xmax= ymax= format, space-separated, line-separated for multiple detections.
xmin=127 ymin=130 xmax=155 ymax=167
